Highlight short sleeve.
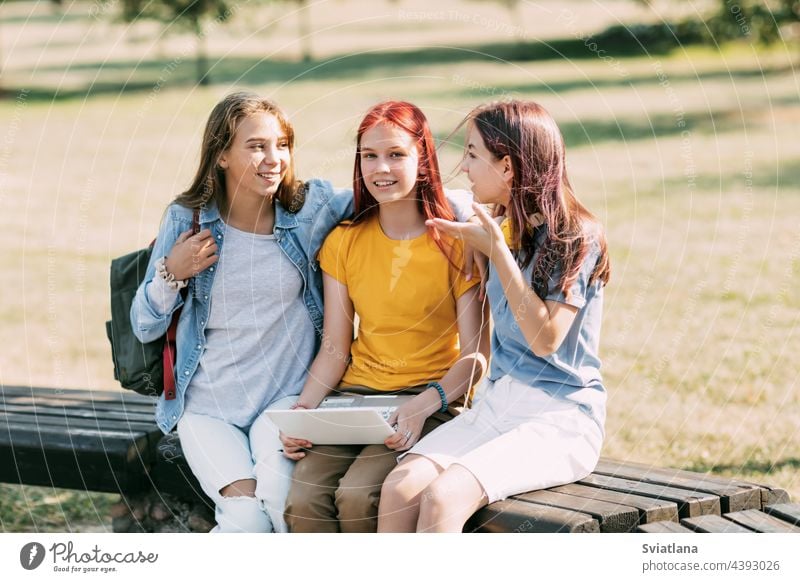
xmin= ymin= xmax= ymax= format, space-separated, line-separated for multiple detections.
xmin=318 ymin=225 xmax=350 ymax=285
xmin=544 ymin=238 xmax=602 ymax=309
xmin=449 ymin=239 xmax=481 ymax=299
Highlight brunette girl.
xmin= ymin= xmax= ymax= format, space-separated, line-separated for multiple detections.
xmin=378 ymin=100 xmax=611 ymax=532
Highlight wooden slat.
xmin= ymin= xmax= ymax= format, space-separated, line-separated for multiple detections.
xmin=601 ymin=458 xmax=751 ymax=488
xmin=754 ymin=486 xmax=791 ymax=507
xmin=0 ymin=385 xmax=153 ymax=406
xmin=0 ymin=403 xmax=155 ymax=423
xmin=0 ymin=434 xmax=153 ymax=493
xmin=0 ymin=421 xmax=147 ymax=450
xmin=467 ymin=498 xmax=599 ymax=533
xmin=681 ymin=514 xmax=753 ymax=533
xmin=595 ymin=459 xmax=761 ymax=513
xmin=763 ymin=503 xmax=800 ymax=525
xmin=601 ymin=458 xmax=789 ymax=508
xmin=515 ymin=490 xmax=639 ymax=532
xmin=2 ymin=395 xmax=155 ymax=415
xmin=0 ymin=411 xmax=157 ymax=434
xmin=637 ymin=521 xmax=694 ymax=533
xmin=550 ymin=483 xmax=679 ymax=524
xmin=579 ymin=473 xmax=721 ymax=518
xmin=724 ymin=509 xmax=800 ymax=533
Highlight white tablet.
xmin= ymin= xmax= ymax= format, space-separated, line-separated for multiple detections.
xmin=266 ymin=408 xmax=397 ymax=445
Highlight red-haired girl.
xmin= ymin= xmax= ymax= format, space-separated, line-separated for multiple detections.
xmin=280 ymin=101 xmax=490 ymax=532
xmin=378 ymin=100 xmax=611 ymax=532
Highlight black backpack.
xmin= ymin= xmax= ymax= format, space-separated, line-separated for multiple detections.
xmin=106 ymin=211 xmax=198 ymax=398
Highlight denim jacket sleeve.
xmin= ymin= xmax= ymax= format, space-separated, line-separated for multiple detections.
xmin=130 ymin=206 xmax=185 ymax=343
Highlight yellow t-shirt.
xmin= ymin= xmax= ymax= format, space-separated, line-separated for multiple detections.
xmin=318 ymin=217 xmax=479 ymax=391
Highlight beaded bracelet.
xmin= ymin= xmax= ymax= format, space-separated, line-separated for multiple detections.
xmin=427 ymin=381 xmax=448 ymax=413
xmin=155 ymin=256 xmax=188 ymax=291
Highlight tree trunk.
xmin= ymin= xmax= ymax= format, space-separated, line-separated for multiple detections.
xmin=195 ymin=19 xmax=210 ymax=86
xmin=298 ymin=0 xmax=312 ymax=62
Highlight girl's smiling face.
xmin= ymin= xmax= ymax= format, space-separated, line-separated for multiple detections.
xmin=359 ymin=122 xmax=420 ymax=204
xmin=460 ymin=123 xmax=512 ymax=207
xmin=218 ymin=112 xmax=291 ymax=204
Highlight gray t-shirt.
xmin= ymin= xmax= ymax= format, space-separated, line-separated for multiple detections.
xmin=184 ymin=224 xmax=316 ymax=428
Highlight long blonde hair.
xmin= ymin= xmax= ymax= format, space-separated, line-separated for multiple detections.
xmin=174 ymin=91 xmax=305 ymax=214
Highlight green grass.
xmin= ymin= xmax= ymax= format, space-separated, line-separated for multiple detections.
xmin=0 ymin=0 xmax=798 ymax=530
xmin=0 ymin=484 xmax=115 ymax=533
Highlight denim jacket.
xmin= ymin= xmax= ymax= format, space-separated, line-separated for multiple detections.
xmin=131 ymin=179 xmax=473 ymax=434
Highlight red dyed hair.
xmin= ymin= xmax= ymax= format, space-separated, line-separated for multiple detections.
xmin=352 ymin=101 xmax=457 ymax=261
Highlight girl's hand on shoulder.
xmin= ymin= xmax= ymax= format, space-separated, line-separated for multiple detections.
xmin=427 ymin=203 xmax=505 ymax=258
xmin=384 ymin=400 xmax=428 ymax=452
xmin=280 ymin=431 xmax=312 ymax=460
xmin=164 ymin=228 xmax=219 ymax=281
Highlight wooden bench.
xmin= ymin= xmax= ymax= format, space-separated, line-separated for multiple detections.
xmin=2 ymin=386 xmax=797 ymax=533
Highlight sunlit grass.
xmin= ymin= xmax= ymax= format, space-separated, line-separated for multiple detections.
xmin=0 ymin=0 xmax=797 ymax=530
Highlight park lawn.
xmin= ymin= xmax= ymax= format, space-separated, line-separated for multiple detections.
xmin=0 ymin=0 xmax=798 ymax=530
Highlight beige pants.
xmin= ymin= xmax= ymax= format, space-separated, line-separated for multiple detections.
xmin=285 ymin=411 xmax=447 ymax=533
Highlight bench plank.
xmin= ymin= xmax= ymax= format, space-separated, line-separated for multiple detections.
xmin=1 ymin=403 xmax=155 ymax=423
xmin=579 ymin=473 xmax=721 ymax=518
xmin=637 ymin=521 xmax=694 ymax=533
xmin=681 ymin=514 xmax=753 ymax=533
xmin=763 ymin=503 xmax=800 ymax=526
xmin=724 ymin=509 xmax=800 ymax=533
xmin=2 ymin=395 xmax=155 ymax=415
xmin=1 ymin=411 xmax=157 ymax=434
xmin=467 ymin=498 xmax=600 ymax=533
xmin=1 ymin=385 xmax=153 ymax=405
xmin=0 ymin=432 xmax=153 ymax=493
xmin=594 ymin=459 xmax=762 ymax=513
xmin=753 ymin=486 xmax=791 ymax=507
xmin=0 ymin=387 xmax=162 ymax=494
xmin=515 ymin=490 xmax=639 ymax=532
xmin=549 ymin=483 xmax=679 ymax=524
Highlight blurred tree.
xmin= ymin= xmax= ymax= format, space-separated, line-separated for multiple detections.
xmin=632 ymin=0 xmax=799 ymax=44
xmin=119 ymin=0 xmax=240 ymax=85
xmin=292 ymin=0 xmax=312 ymax=62
xmin=0 ymin=0 xmax=62 ymax=94
xmin=468 ymin=0 xmax=525 ymax=42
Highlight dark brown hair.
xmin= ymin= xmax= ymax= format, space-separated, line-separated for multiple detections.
xmin=465 ymin=100 xmax=610 ymax=299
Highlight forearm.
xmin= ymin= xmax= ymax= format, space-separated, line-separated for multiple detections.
xmin=491 ymin=244 xmax=556 ymax=356
xmin=296 ymin=350 xmax=349 ymax=408
xmin=411 ymin=352 xmax=487 ymax=417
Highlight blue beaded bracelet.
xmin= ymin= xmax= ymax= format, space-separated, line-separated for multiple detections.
xmin=428 ymin=381 xmax=448 ymax=413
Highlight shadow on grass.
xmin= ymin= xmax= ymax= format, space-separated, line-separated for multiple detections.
xmin=685 ymin=458 xmax=800 ymax=476
xmin=436 ymin=106 xmax=791 ymax=152
xmin=656 ymin=158 xmax=800 ymax=194
xmin=0 ymin=36 xmax=678 ymax=103
xmin=9 ymin=34 xmax=796 ymax=105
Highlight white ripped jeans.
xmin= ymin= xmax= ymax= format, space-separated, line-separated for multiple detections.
xmin=177 ymin=395 xmax=296 ymax=533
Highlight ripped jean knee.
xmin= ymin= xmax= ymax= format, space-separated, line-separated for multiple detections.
xmin=212 ymin=495 xmax=273 ymax=533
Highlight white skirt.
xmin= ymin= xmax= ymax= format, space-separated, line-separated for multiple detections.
xmin=405 ymin=374 xmax=604 ymax=503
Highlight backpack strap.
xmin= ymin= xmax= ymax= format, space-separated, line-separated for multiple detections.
xmin=163 ymin=208 xmax=201 ymax=401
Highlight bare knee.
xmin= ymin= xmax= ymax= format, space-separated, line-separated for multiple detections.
xmin=418 ymin=468 xmax=488 ymax=532
xmin=381 ymin=466 xmax=430 ymax=506
xmin=220 ymin=478 xmax=257 ymax=498
xmin=419 ymin=477 xmax=452 ymax=513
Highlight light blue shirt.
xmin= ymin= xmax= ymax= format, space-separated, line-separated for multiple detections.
xmin=486 ymin=225 xmax=606 ymax=432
